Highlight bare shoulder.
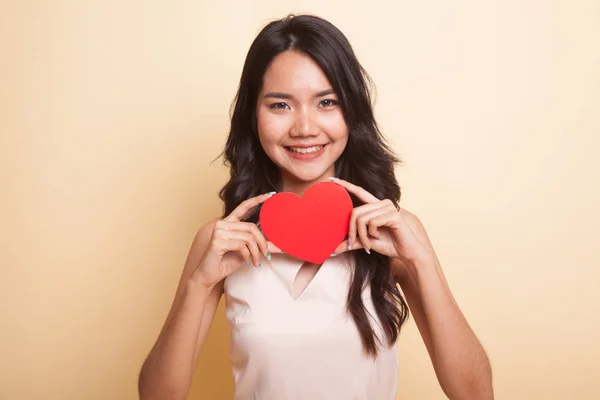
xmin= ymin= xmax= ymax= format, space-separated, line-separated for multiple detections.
xmin=177 ymin=218 xmax=223 ymax=295
xmin=399 ymin=208 xmax=424 ymax=227
xmin=391 ymin=209 xmax=438 ymax=284
xmin=399 ymin=208 xmax=434 ymax=250
xmin=155 ymin=219 xmax=224 ymax=340
xmin=189 ymin=219 xmax=219 ymax=258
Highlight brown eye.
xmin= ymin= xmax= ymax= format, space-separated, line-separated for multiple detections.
xmin=270 ymin=102 xmax=290 ymax=110
xmin=320 ymin=99 xmax=338 ymax=107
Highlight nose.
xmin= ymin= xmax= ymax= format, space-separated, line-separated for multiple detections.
xmin=289 ymin=107 xmax=319 ymax=138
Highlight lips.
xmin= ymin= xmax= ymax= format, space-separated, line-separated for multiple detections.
xmin=284 ymin=144 xmax=328 ymax=160
xmin=286 ymin=145 xmax=325 ymax=154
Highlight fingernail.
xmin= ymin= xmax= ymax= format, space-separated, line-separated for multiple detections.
xmin=267 ymin=191 xmax=276 ymax=195
xmin=330 ymin=253 xmax=337 ymax=257
xmin=328 ymin=177 xmax=338 ymax=181
xmin=266 ymin=251 xmax=271 ymax=261
xmin=257 ymin=263 xmax=262 ymax=269
xmin=364 ymin=248 xmax=371 ymax=255
xmin=347 ymin=239 xmax=352 ymax=251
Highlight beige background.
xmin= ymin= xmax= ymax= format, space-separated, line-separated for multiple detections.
xmin=1 ymin=0 xmax=599 ymax=399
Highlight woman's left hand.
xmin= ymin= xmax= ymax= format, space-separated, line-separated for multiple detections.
xmin=330 ymin=178 xmax=435 ymax=267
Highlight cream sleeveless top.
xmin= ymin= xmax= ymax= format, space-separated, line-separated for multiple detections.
xmin=224 ymin=252 xmax=398 ymax=400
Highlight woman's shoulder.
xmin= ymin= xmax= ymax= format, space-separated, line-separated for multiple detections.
xmin=188 ymin=218 xmax=220 ymax=261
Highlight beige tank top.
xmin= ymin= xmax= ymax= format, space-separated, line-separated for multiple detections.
xmin=224 ymin=252 xmax=399 ymax=400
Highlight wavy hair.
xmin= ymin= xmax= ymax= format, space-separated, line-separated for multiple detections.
xmin=219 ymin=14 xmax=409 ymax=357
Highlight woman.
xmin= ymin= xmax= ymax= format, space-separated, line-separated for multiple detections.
xmin=139 ymin=14 xmax=493 ymax=400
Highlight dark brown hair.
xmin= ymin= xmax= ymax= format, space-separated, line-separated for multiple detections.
xmin=219 ymin=14 xmax=409 ymax=357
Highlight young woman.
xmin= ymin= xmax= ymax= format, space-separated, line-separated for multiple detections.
xmin=139 ymin=14 xmax=493 ymax=400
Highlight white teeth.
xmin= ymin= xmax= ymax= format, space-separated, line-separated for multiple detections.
xmin=288 ymin=145 xmax=324 ymax=154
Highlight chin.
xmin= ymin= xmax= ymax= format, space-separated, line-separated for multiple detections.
xmin=285 ymin=168 xmax=331 ymax=184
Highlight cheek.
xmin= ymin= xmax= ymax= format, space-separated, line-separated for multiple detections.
xmin=323 ymin=112 xmax=349 ymax=141
xmin=257 ymin=109 xmax=290 ymax=144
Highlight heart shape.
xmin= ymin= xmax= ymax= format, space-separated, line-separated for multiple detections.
xmin=259 ymin=181 xmax=353 ymax=264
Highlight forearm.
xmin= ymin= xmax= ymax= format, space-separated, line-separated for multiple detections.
xmin=138 ymin=279 xmax=211 ymax=400
xmin=410 ymin=257 xmax=493 ymax=400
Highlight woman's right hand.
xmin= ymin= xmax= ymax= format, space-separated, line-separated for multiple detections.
xmin=191 ymin=192 xmax=278 ymax=289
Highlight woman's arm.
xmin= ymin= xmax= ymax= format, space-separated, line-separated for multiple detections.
xmin=138 ymin=193 xmax=273 ymax=399
xmin=326 ymin=178 xmax=493 ymax=398
xmin=138 ymin=221 xmax=223 ymax=400
xmin=393 ymin=213 xmax=494 ymax=400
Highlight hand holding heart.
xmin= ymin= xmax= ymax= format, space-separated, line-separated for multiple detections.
xmin=192 ymin=192 xmax=281 ymax=289
xmin=194 ymin=178 xmax=435 ymax=288
xmin=329 ymin=178 xmax=435 ymax=267
xmin=259 ymin=178 xmax=435 ymax=270
xmin=259 ymin=181 xmax=353 ymax=264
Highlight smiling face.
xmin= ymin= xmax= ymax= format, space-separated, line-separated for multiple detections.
xmin=256 ymin=50 xmax=349 ymax=194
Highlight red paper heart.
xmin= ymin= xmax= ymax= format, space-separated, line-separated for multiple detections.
xmin=259 ymin=181 xmax=353 ymax=264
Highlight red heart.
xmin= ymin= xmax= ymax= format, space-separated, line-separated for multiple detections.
xmin=259 ymin=181 xmax=353 ymax=264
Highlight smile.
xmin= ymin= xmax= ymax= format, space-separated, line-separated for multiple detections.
xmin=284 ymin=144 xmax=328 ymax=160
xmin=286 ymin=145 xmax=325 ymax=154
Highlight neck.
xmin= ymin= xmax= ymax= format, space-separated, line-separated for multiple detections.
xmin=280 ymin=169 xmax=335 ymax=197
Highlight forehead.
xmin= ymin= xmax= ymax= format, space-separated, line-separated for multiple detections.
xmin=261 ymin=51 xmax=334 ymax=93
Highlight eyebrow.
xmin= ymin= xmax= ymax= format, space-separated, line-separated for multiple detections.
xmin=263 ymin=89 xmax=336 ymax=99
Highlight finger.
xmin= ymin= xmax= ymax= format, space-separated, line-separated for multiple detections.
xmin=228 ymin=240 xmax=251 ymax=264
xmin=221 ymin=230 xmax=262 ymax=267
xmin=214 ymin=238 xmax=250 ymax=264
xmin=216 ymin=220 xmax=273 ymax=262
xmin=332 ymin=238 xmax=364 ymax=255
xmin=329 ymin=177 xmax=379 ymax=204
xmin=355 ymin=211 xmax=372 ymax=254
xmin=218 ymin=220 xmax=269 ymax=256
xmin=241 ymin=233 xmax=262 ymax=267
xmin=240 ymin=222 xmax=270 ymax=260
xmin=248 ymin=223 xmax=270 ymax=259
xmin=347 ymin=202 xmax=388 ymax=248
xmin=368 ymin=210 xmax=401 ymax=233
xmin=267 ymin=241 xmax=282 ymax=254
xmin=225 ymin=192 xmax=276 ymax=222
xmin=367 ymin=219 xmax=380 ymax=239
xmin=366 ymin=200 xmax=397 ymax=238
xmin=359 ymin=207 xmax=394 ymax=239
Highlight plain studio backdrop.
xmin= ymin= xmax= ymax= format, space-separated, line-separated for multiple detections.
xmin=1 ymin=1 xmax=599 ymax=399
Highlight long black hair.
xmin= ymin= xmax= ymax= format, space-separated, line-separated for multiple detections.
xmin=219 ymin=14 xmax=409 ymax=357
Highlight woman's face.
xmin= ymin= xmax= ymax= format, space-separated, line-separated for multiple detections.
xmin=256 ymin=51 xmax=349 ymax=192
